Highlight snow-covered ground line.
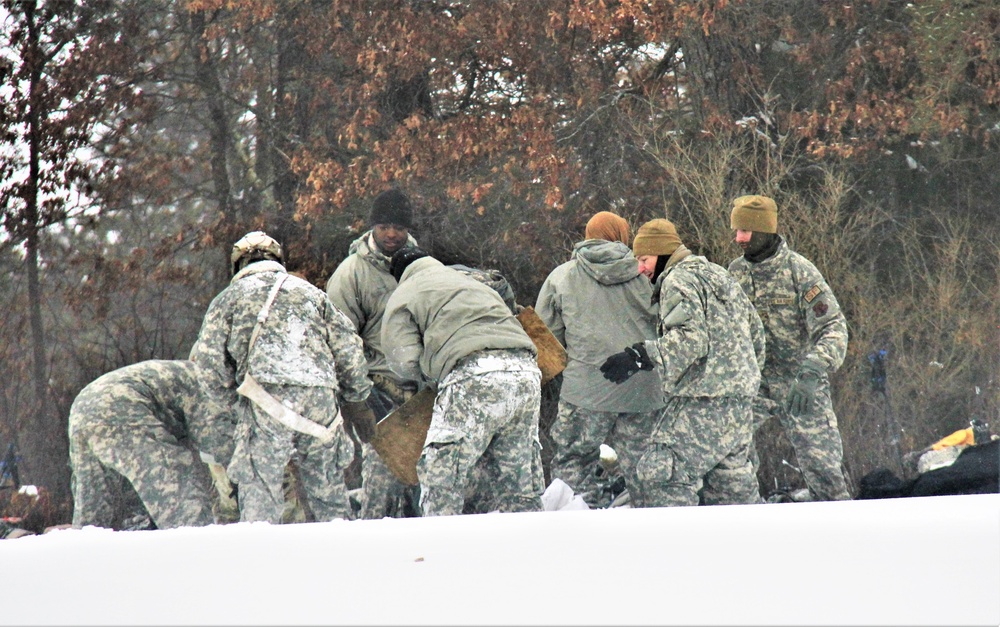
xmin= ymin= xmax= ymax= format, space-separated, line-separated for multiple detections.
xmin=2 ymin=493 xmax=997 ymax=626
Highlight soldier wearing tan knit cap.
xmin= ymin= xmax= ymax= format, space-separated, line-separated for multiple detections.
xmin=731 ymin=195 xmax=778 ymax=232
xmin=631 ymin=218 xmax=683 ymax=283
xmin=727 ymin=194 xmax=852 ymax=502
xmin=599 ymin=217 xmax=765 ymax=508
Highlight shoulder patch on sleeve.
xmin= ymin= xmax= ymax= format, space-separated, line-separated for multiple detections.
xmin=804 ymin=284 xmax=822 ymax=303
xmin=812 ymin=301 xmax=829 ymax=317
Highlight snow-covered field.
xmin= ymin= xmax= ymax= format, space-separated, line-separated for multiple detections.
xmin=2 ymin=493 xmax=997 ymax=626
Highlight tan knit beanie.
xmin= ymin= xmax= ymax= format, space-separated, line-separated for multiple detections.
xmin=584 ymin=211 xmax=631 ymax=246
xmin=730 ymin=195 xmax=778 ymax=233
xmin=632 ymin=219 xmax=682 ymax=257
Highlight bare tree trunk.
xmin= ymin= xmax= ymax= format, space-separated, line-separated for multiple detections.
xmin=17 ymin=0 xmax=71 ymax=512
xmin=189 ymin=10 xmax=238 ymax=233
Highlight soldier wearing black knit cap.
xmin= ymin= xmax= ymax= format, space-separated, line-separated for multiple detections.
xmin=325 ymin=188 xmax=421 ymax=519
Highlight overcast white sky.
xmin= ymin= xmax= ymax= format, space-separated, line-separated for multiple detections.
xmin=1 ymin=491 xmax=997 ymax=626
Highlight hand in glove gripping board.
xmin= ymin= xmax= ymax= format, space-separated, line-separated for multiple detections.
xmin=341 ymin=399 xmax=377 ymax=443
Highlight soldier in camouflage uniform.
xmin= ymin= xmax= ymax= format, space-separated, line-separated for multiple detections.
xmin=446 ymin=263 xmax=523 ymax=512
xmin=727 ymin=195 xmax=852 ymax=501
xmin=68 ymin=359 xmax=235 ymax=529
xmin=536 ymin=211 xmax=665 ymax=508
xmin=601 ymin=219 xmax=765 ymax=507
xmin=191 ymin=231 xmax=374 ymax=523
xmin=326 ymin=188 xmax=421 ymax=519
xmin=381 ymin=248 xmax=545 ymax=516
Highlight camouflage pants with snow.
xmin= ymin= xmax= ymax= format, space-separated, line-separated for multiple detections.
xmin=550 ymin=402 xmax=659 ymax=508
xmin=752 ymin=376 xmax=851 ymax=501
xmin=636 ymin=396 xmax=761 ymax=508
xmin=359 ymin=376 xmax=420 ymax=519
xmin=227 ymin=384 xmax=355 ymax=523
xmin=418 ymin=350 xmax=545 ymax=516
xmin=70 ymin=423 xmax=214 ymax=529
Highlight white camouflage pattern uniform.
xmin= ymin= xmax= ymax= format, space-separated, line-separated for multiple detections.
xmin=191 ymin=260 xmax=372 ymax=523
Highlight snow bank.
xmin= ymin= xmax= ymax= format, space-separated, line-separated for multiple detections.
xmin=1 ymin=494 xmax=997 ymax=626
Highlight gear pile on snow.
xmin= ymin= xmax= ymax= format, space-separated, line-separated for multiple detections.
xmin=858 ymin=421 xmax=998 ymax=499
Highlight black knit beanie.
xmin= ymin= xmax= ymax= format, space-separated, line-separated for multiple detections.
xmin=370 ymin=189 xmax=414 ymax=228
xmin=390 ymin=247 xmax=430 ymax=282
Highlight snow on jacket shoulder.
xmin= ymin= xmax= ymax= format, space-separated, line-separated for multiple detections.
xmin=191 ymin=261 xmax=371 ymax=402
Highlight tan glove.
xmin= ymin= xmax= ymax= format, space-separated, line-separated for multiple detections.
xmin=341 ymin=400 xmax=377 ymax=443
xmin=207 ymin=462 xmax=239 ymax=523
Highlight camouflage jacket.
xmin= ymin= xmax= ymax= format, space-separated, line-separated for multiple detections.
xmin=382 ymin=256 xmax=536 ymax=384
xmin=643 ymin=247 xmax=765 ymax=398
xmin=325 ymin=230 xmax=418 ymax=381
xmin=190 ymin=261 xmax=371 ymax=403
xmin=68 ymin=359 xmax=235 ymax=464
xmin=536 ymin=239 xmax=664 ymax=412
xmin=728 ymin=238 xmax=848 ymax=378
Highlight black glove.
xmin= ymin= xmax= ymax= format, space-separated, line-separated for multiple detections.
xmin=341 ymin=400 xmax=377 ymax=443
xmin=600 ymin=343 xmax=653 ymax=384
xmin=786 ymin=358 xmax=825 ymax=417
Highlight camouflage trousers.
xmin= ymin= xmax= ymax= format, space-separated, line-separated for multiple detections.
xmin=359 ymin=441 xmax=420 ymax=518
xmin=636 ymin=396 xmax=761 ymax=507
xmin=227 ymin=384 xmax=355 ymax=523
xmin=359 ymin=375 xmax=420 ymax=519
xmin=70 ymin=423 xmax=214 ymax=529
xmin=418 ymin=350 xmax=545 ymax=516
xmin=752 ymin=376 xmax=851 ymax=501
xmin=549 ymin=402 xmax=659 ymax=508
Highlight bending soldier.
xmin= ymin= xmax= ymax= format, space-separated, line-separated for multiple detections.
xmin=382 ymin=247 xmax=545 ymax=516
xmin=69 ymin=359 xmax=235 ymax=529
xmin=191 ymin=231 xmax=374 ymax=523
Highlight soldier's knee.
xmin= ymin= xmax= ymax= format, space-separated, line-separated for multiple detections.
xmin=702 ymin=466 xmax=761 ymax=505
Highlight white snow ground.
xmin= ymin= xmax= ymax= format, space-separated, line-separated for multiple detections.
xmin=1 ymin=492 xmax=997 ymax=626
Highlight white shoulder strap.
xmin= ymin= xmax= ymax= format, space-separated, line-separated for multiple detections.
xmin=246 ymin=274 xmax=288 ymax=359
